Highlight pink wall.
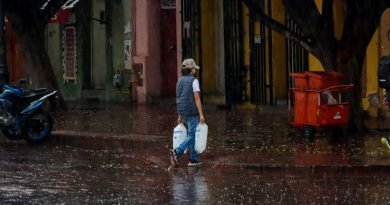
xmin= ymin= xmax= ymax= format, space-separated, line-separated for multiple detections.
xmin=132 ymin=0 xmax=161 ymax=103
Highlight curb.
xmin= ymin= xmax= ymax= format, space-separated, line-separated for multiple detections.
xmin=51 ymin=130 xmax=168 ymax=142
xmin=209 ymin=163 xmax=390 ymax=177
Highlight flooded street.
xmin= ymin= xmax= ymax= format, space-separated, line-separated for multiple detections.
xmin=0 ymin=103 xmax=390 ymax=204
xmin=0 ymin=136 xmax=390 ymax=204
xmin=0 ymin=137 xmax=171 ymax=204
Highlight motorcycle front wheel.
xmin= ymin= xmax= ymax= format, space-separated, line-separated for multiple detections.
xmin=23 ymin=111 xmax=53 ymax=143
xmin=2 ymin=129 xmax=23 ymax=141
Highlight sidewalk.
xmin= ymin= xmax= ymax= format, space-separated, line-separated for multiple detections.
xmin=51 ymin=101 xmax=390 ymax=172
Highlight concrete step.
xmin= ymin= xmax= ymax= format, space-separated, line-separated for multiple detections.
xmin=81 ymin=89 xmax=105 ymax=101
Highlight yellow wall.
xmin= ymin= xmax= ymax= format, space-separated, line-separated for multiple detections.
xmin=363 ymin=29 xmax=379 ymax=115
xmin=333 ymin=0 xmax=345 ymax=40
xmin=314 ymin=0 xmax=321 ymax=11
xmin=380 ymin=9 xmax=390 ymax=56
xmin=378 ymin=9 xmax=390 ymax=116
xmin=366 ymin=29 xmax=379 ymax=97
xmin=309 ymin=55 xmax=324 ymax=71
xmin=241 ymin=0 xmax=287 ymax=101
xmin=243 ymin=7 xmax=250 ymax=66
xmin=309 ymin=0 xmax=325 ymax=71
xmin=308 ymin=0 xmax=346 ymax=71
xmin=200 ymin=0 xmax=216 ymax=95
xmin=272 ymin=0 xmax=287 ymax=98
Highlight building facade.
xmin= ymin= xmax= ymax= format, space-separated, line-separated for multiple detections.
xmin=45 ymin=0 xmax=133 ymax=102
xmin=5 ymin=0 xmax=387 ymax=116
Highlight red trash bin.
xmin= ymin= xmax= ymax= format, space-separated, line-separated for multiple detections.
xmin=305 ymin=71 xmax=342 ymax=90
xmin=289 ymin=73 xmax=308 ymax=125
xmin=305 ymin=71 xmax=342 ymax=125
xmin=289 ymin=71 xmax=353 ymax=136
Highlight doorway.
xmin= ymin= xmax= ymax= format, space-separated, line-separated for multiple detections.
xmin=160 ymin=4 xmax=177 ymax=97
xmin=224 ymin=0 xmax=244 ymax=104
xmin=90 ymin=0 xmax=107 ymax=90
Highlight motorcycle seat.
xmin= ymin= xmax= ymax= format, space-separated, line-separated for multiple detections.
xmin=18 ymin=88 xmax=52 ymax=99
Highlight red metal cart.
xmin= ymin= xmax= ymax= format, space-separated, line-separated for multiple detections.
xmin=288 ymin=71 xmax=353 ymax=136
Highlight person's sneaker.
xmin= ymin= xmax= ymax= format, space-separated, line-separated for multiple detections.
xmin=381 ymin=137 xmax=390 ymax=154
xmin=188 ymin=160 xmax=203 ymax=167
xmin=169 ymin=149 xmax=179 ymax=167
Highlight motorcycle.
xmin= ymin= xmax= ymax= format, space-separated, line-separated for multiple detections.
xmin=0 ymin=83 xmax=57 ymax=143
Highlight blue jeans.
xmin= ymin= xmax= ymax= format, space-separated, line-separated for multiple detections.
xmin=175 ymin=115 xmax=199 ymax=161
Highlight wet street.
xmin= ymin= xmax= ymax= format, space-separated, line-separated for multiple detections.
xmin=1 ymin=136 xmax=390 ymax=204
xmin=1 ymin=102 xmax=390 ymax=204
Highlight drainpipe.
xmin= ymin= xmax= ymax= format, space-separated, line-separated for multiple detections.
xmin=0 ymin=1 xmax=8 ymax=83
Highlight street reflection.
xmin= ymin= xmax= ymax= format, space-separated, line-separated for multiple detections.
xmin=171 ymin=168 xmax=210 ymax=205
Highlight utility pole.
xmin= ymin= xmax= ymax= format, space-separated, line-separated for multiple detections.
xmin=0 ymin=0 xmax=8 ymax=83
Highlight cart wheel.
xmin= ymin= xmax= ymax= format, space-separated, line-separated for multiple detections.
xmin=328 ymin=127 xmax=344 ymax=137
xmin=303 ymin=125 xmax=314 ymax=138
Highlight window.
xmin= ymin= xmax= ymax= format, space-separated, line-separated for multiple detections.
xmin=161 ymin=0 xmax=176 ymax=9
xmin=62 ymin=26 xmax=77 ymax=83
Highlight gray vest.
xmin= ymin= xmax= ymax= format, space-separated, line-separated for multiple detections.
xmin=176 ymin=76 xmax=198 ymax=117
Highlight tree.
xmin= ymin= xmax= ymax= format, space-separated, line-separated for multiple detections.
xmin=5 ymin=0 xmax=75 ymax=109
xmin=242 ymin=0 xmax=390 ymax=132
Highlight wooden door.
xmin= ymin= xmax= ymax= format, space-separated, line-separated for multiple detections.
xmin=6 ymin=21 xmax=24 ymax=85
xmin=160 ymin=7 xmax=177 ymax=97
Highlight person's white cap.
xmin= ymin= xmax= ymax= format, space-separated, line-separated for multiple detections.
xmin=182 ymin=59 xmax=200 ymax=69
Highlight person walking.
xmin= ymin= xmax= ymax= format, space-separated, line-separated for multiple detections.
xmin=170 ymin=59 xmax=205 ymax=167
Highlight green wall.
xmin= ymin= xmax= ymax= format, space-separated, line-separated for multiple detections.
xmin=48 ymin=0 xmax=133 ymax=102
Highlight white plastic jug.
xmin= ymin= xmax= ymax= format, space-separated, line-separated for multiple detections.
xmin=172 ymin=123 xmax=187 ymax=149
xmin=195 ymin=123 xmax=208 ymax=153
